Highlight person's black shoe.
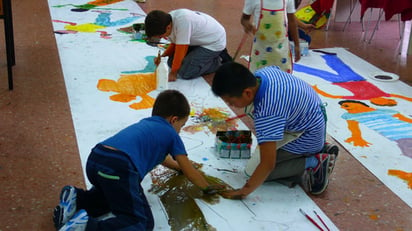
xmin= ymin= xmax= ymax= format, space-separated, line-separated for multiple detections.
xmin=219 ymin=48 xmax=233 ymax=63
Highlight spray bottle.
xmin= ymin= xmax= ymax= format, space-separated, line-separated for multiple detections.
xmin=156 ymin=51 xmax=169 ymax=91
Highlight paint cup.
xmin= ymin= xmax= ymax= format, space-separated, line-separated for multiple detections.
xmin=230 ymin=143 xmax=240 ymax=159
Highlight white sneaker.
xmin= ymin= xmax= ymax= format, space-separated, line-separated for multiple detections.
xmin=53 ymin=186 xmax=77 ymax=229
xmin=59 ymin=209 xmax=88 ymax=231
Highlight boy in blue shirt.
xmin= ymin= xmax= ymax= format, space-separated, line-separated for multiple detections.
xmin=53 ymin=90 xmax=224 ymax=231
xmin=211 ymin=62 xmax=338 ymax=199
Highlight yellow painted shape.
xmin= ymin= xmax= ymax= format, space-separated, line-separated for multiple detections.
xmin=200 ymin=108 xmax=229 ymax=121
xmin=388 ymin=169 xmax=412 ymax=189
xmin=97 ymin=79 xmax=118 ymax=92
xmin=97 ymin=72 xmax=156 ymax=110
xmin=65 ymin=23 xmax=106 ymax=33
xmin=88 ymin=0 xmax=123 ymax=6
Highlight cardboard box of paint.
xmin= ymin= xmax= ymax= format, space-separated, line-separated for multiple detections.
xmin=215 ymin=130 xmax=252 ymax=159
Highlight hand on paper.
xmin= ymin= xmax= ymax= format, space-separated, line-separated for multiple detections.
xmin=168 ymin=71 xmax=177 ymax=82
xmin=190 ymin=161 xmax=202 ymax=169
xmin=220 ymin=189 xmax=246 ymax=200
xmin=154 ymin=56 xmax=161 ymax=66
xmin=202 ymin=184 xmax=227 ymax=195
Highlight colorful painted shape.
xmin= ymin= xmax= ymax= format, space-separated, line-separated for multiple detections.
xmin=97 ymin=72 xmax=156 ymax=110
xmin=53 ymin=0 xmax=127 ymax=12
xmin=184 ymin=108 xmax=241 ymax=134
xmin=53 ymin=12 xmax=141 ymax=39
xmin=339 ymin=100 xmax=412 ymax=158
xmin=294 ymin=54 xmax=412 ymax=106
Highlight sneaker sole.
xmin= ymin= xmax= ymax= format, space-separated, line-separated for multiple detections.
xmin=53 ymin=186 xmax=77 ymax=229
xmin=58 ymin=209 xmax=88 ymax=231
xmin=53 ymin=205 xmax=64 ymax=229
xmin=310 ymin=155 xmax=331 ymax=195
xmin=324 ymin=144 xmax=339 ymax=175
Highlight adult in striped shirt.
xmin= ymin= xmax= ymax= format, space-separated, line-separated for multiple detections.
xmin=212 ymin=62 xmax=338 ymax=199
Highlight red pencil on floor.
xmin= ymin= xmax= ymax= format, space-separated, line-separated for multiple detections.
xmin=299 ymin=208 xmax=324 ymax=231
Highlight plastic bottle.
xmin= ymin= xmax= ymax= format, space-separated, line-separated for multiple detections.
xmin=156 ymin=57 xmax=169 ymax=91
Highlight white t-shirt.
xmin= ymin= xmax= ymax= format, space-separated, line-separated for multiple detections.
xmin=168 ymin=9 xmax=226 ymax=51
xmin=243 ymin=0 xmax=296 ymax=26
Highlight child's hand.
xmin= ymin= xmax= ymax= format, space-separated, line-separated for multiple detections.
xmin=242 ymin=23 xmax=256 ymax=35
xmin=168 ymin=72 xmax=177 ymax=81
xmin=190 ymin=160 xmax=202 ymax=169
xmin=301 ymin=23 xmax=316 ymax=33
xmin=220 ymin=189 xmax=246 ymax=200
xmin=154 ymin=56 xmax=160 ymax=66
xmin=202 ymin=184 xmax=227 ymax=195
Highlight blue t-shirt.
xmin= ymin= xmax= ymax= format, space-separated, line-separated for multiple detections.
xmin=253 ymin=66 xmax=326 ymax=154
xmin=100 ymin=116 xmax=187 ymax=177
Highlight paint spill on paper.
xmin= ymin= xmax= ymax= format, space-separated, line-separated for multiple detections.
xmin=184 ymin=108 xmax=241 ymax=134
xmin=149 ymin=165 xmax=232 ymax=231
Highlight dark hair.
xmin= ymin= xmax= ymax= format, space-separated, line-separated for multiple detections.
xmin=338 ymin=100 xmax=370 ymax=107
xmin=212 ymin=62 xmax=257 ymax=97
xmin=144 ymin=10 xmax=172 ymax=38
xmin=152 ymin=90 xmax=190 ymax=119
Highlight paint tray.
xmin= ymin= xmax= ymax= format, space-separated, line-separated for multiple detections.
xmin=215 ymin=130 xmax=252 ymax=159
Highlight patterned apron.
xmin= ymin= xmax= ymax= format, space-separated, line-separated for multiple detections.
xmin=249 ymin=0 xmax=292 ymax=73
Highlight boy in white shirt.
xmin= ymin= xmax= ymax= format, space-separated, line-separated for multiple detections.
xmin=145 ymin=9 xmax=229 ymax=81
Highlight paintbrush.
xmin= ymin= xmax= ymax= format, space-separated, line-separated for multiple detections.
xmin=209 ymin=114 xmax=247 ymax=126
xmin=313 ymin=210 xmax=330 ymax=231
xmin=299 ymin=208 xmax=324 ymax=231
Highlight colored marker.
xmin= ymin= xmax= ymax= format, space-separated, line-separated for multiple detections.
xmin=299 ymin=208 xmax=324 ymax=231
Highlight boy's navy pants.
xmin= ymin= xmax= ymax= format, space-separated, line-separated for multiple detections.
xmin=76 ymin=144 xmax=154 ymax=231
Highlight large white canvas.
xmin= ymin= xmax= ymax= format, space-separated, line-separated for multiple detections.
xmin=293 ymin=48 xmax=412 ymax=208
xmin=47 ymin=0 xmax=340 ymax=230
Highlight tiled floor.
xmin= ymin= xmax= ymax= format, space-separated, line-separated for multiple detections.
xmin=0 ymin=0 xmax=411 ymax=230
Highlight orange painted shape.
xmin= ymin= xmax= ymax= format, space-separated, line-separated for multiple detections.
xmin=388 ymin=169 xmax=412 ymax=189
xmin=97 ymin=79 xmax=119 ymax=92
xmin=88 ymin=0 xmax=123 ymax=6
xmin=129 ymin=94 xmax=155 ymax=110
xmin=200 ymin=108 xmax=229 ymax=121
xmin=110 ymin=94 xmax=136 ymax=102
xmin=97 ymin=72 xmax=156 ymax=110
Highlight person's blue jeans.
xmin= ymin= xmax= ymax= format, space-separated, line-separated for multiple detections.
xmin=77 ymin=144 xmax=154 ymax=231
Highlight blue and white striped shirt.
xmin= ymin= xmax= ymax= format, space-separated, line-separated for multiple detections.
xmin=253 ymin=66 xmax=326 ymax=154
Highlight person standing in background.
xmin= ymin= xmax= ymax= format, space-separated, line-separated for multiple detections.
xmin=241 ymin=0 xmax=301 ymax=73
xmin=145 ymin=9 xmax=229 ymax=81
